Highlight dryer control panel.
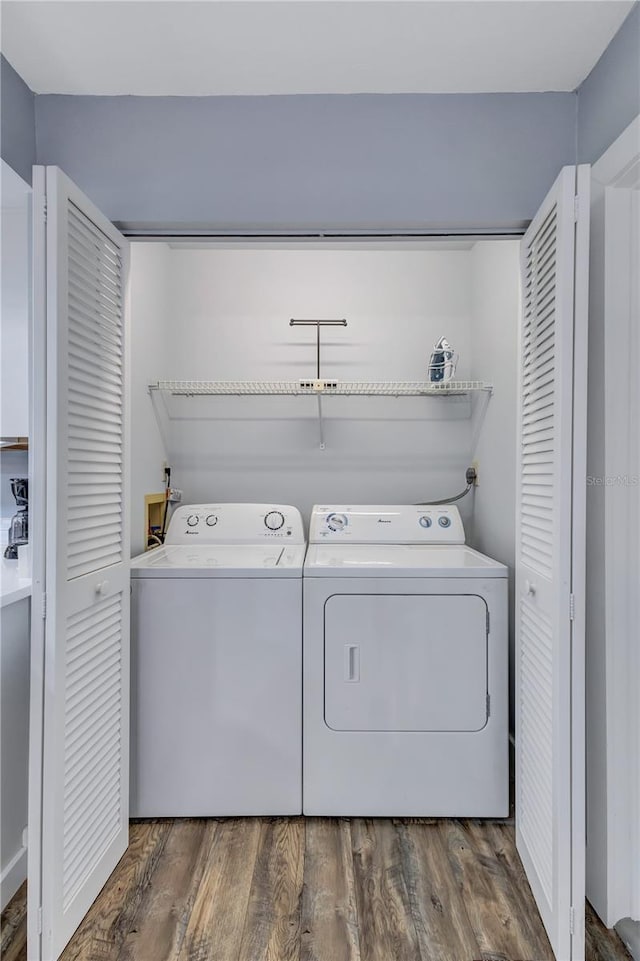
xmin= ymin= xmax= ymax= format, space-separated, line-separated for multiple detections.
xmin=309 ymin=505 xmax=465 ymax=544
xmin=166 ymin=504 xmax=305 ymax=544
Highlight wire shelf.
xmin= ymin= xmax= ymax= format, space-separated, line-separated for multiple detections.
xmin=150 ymin=380 xmax=493 ymax=397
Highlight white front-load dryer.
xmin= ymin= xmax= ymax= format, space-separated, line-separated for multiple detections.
xmin=303 ymin=504 xmax=509 ymax=816
xmin=130 ymin=503 xmax=305 ymax=816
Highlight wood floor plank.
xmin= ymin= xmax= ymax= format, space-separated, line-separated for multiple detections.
xmin=0 ymin=882 xmax=27 ymax=961
xmin=300 ymin=818 xmax=361 ymax=961
xmin=116 ymin=819 xmax=215 ymax=961
xmin=351 ymin=819 xmax=420 ymax=961
xmin=2 ymin=817 xmax=634 ymax=961
xmin=479 ymin=821 xmax=555 ymax=961
xmin=438 ymin=819 xmax=537 ymax=961
xmin=237 ymin=817 xmax=304 ymax=961
xmin=397 ymin=820 xmax=481 ymax=961
xmin=0 ymin=882 xmax=27 ymax=956
xmin=586 ymin=903 xmax=633 ymax=961
xmin=175 ymin=817 xmax=261 ymax=961
xmin=0 ymin=920 xmax=27 ymax=961
xmin=60 ymin=820 xmax=171 ymax=961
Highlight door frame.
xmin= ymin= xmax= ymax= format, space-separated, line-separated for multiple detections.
xmin=27 ymin=166 xmax=47 ymax=957
xmin=586 ymin=114 xmax=640 ymax=932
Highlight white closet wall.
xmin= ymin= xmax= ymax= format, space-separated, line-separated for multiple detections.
xmin=129 ymin=244 xmax=171 ymax=556
xmin=158 ymin=246 xmax=475 ymax=522
xmin=469 ymin=240 xmax=521 ymax=727
xmin=0 ymin=162 xmax=30 ymax=439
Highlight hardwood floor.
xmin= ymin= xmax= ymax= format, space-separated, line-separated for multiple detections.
xmin=1 ymin=818 xmax=631 ymax=961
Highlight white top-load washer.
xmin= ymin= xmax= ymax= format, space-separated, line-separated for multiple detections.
xmin=303 ymin=504 xmax=509 ymax=816
xmin=130 ymin=503 xmax=305 ymax=816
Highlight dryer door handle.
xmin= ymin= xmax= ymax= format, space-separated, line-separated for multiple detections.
xmin=344 ymin=644 xmax=360 ymax=683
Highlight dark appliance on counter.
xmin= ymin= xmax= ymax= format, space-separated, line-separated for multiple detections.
xmin=4 ymin=477 xmax=28 ymax=560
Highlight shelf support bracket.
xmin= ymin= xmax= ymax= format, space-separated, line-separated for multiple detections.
xmin=148 ymin=383 xmax=172 ymax=455
xmin=469 ymin=387 xmax=493 ymax=458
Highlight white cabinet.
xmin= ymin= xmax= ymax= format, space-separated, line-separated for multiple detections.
xmin=1 ymin=161 xmax=31 ymax=439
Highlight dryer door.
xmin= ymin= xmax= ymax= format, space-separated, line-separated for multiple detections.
xmin=324 ymin=594 xmax=488 ymax=732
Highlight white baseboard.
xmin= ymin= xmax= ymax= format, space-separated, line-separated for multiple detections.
xmin=1 ymin=845 xmax=27 ymax=911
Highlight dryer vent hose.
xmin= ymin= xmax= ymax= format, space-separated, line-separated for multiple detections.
xmin=418 ymin=467 xmax=477 ymax=506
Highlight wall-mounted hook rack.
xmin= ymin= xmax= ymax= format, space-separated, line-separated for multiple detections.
xmin=289 ymin=318 xmax=347 ymax=385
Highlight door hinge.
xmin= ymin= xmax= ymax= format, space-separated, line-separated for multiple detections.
xmin=37 ymin=906 xmax=43 ymax=935
xmin=569 ymin=905 xmax=575 ymax=935
xmin=486 ymin=693 xmax=491 ymax=718
xmin=486 ymin=610 xmax=490 ymax=634
xmin=42 ymin=592 xmax=47 ymax=620
xmin=569 ymin=593 xmax=576 ymax=622
xmin=573 ymin=196 xmax=579 ymax=222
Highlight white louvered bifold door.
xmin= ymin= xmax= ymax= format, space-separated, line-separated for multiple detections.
xmin=29 ymin=167 xmax=130 ymax=961
xmin=516 ymin=165 xmax=589 ymax=961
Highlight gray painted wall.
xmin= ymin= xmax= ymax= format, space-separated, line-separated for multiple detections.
xmin=577 ymin=2 xmax=640 ymax=164
xmin=34 ymin=92 xmax=576 ymax=230
xmin=2 ymin=3 xmax=638 ymax=218
xmin=0 ymin=55 xmax=35 ymax=185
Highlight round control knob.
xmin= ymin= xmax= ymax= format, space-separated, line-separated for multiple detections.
xmin=186 ymin=514 xmax=199 ymax=527
xmin=327 ymin=513 xmax=348 ymax=532
xmin=419 ymin=516 xmax=432 ymax=528
xmin=438 ymin=515 xmax=451 ymax=528
xmin=265 ymin=510 xmax=285 ymax=531
xmin=205 ymin=514 xmax=218 ymax=526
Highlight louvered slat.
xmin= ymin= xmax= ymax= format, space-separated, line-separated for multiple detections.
xmin=519 ymin=597 xmax=554 ymax=903
xmin=68 ymin=481 xmax=122 ymax=496
xmin=520 ymin=202 xmax=557 ymax=579
xmin=65 ymin=201 xmax=124 ymax=580
xmin=62 ymin=593 xmax=123 ymax=910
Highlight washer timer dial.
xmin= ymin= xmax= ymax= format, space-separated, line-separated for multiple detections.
xmin=186 ymin=514 xmax=199 ymax=527
xmin=264 ymin=510 xmax=285 ymax=531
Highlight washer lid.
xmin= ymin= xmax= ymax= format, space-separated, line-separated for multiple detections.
xmin=131 ymin=544 xmax=306 ymax=578
xmin=304 ymin=544 xmax=507 ymax=578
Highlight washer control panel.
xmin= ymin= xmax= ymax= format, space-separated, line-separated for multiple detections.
xmin=309 ymin=505 xmax=465 ymax=544
xmin=166 ymin=504 xmax=305 ymax=544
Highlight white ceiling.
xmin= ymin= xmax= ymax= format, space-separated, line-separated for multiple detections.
xmin=1 ymin=1 xmax=634 ymax=97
